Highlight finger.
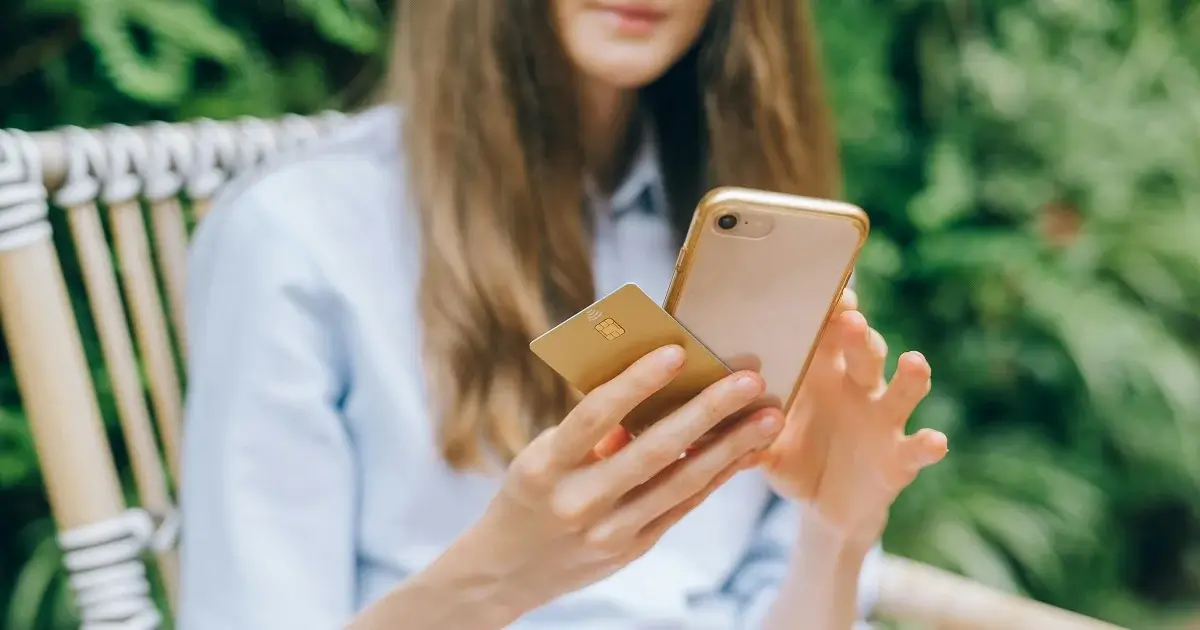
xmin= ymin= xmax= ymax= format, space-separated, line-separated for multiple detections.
xmin=897 ymin=428 xmax=948 ymax=471
xmin=877 ymin=351 xmax=932 ymax=428
xmin=550 ymin=345 xmax=685 ymax=468
xmin=635 ymin=449 xmax=756 ymax=545
xmin=590 ymin=426 xmax=632 ymax=460
xmin=838 ymin=287 xmax=859 ymax=312
xmin=808 ymin=311 xmax=849 ymax=393
xmin=595 ymin=370 xmax=767 ymax=496
xmin=840 ymin=310 xmax=886 ymax=390
xmin=762 ymin=398 xmax=829 ymax=499
xmin=590 ymin=408 xmax=783 ymax=541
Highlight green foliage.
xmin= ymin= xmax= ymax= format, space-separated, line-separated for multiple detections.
xmin=820 ymin=0 xmax=1200 ymax=624
xmin=1 ymin=0 xmax=1197 ymax=628
xmin=0 ymin=0 xmax=385 ymax=129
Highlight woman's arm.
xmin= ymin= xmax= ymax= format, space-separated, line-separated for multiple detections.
xmin=181 ymin=194 xmax=358 ymax=629
xmin=348 ymin=526 xmax=534 ymax=630
xmin=753 ymin=288 xmax=947 ymax=629
xmin=760 ymin=510 xmax=876 ymax=630
xmin=714 ymin=498 xmax=879 ymax=630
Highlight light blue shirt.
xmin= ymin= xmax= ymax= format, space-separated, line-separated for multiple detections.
xmin=179 ymin=107 xmax=880 ymax=630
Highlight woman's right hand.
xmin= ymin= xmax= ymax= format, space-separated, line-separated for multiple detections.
xmin=384 ymin=344 xmax=784 ymax=629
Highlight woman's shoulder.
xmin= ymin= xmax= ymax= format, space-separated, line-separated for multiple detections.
xmin=191 ymin=105 xmax=417 ymax=283
xmin=196 ymin=106 xmax=410 ymax=253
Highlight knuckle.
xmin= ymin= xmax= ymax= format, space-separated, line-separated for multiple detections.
xmin=680 ymin=488 xmax=707 ymax=511
xmin=678 ymin=464 xmax=715 ymax=497
xmin=893 ymin=368 xmax=930 ymax=398
xmin=511 ymin=451 xmax=556 ymax=492
xmin=699 ymin=387 xmax=737 ymax=424
xmin=530 ymin=425 xmax=558 ymax=445
xmin=872 ymin=329 xmax=888 ymax=351
xmin=629 ymin=374 xmax=660 ymax=399
xmin=549 ymin=487 xmax=595 ymax=529
xmin=621 ymin=365 xmax=666 ymax=401
xmin=729 ymin=425 xmax=762 ymax=452
xmin=706 ymin=438 xmax=747 ymax=472
xmin=700 ymin=394 xmax=725 ymax=422
xmin=895 ymin=465 xmax=920 ymax=487
xmin=643 ymin=441 xmax=684 ymax=469
xmin=570 ymin=395 xmax=609 ymax=431
xmin=584 ymin=522 xmax=629 ymax=552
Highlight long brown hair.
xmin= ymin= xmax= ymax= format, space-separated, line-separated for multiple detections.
xmin=389 ymin=1 xmax=840 ymax=470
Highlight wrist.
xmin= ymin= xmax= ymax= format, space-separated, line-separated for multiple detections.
xmin=355 ymin=530 xmax=536 ymax=630
xmin=767 ymin=508 xmax=874 ymax=630
xmin=424 ymin=529 xmax=543 ymax=627
xmin=415 ymin=575 xmax=524 ymax=629
xmin=797 ymin=507 xmax=876 ymax=567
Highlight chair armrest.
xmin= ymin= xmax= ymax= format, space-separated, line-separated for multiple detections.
xmin=876 ymin=554 xmax=1127 ymax=629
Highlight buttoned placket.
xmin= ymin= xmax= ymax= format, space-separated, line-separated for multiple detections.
xmin=586 ymin=122 xmax=677 ymax=304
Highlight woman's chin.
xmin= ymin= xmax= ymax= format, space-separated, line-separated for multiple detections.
xmin=579 ymin=58 xmax=674 ymax=90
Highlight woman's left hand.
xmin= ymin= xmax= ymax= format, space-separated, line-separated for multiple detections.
xmin=758 ymin=289 xmax=949 ymax=546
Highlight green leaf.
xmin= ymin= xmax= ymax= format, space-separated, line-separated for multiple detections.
xmin=5 ymin=532 xmax=67 ymax=630
xmin=908 ymin=137 xmax=976 ymax=232
xmin=80 ymin=0 xmax=191 ymax=104
xmin=127 ymin=0 xmax=247 ymax=63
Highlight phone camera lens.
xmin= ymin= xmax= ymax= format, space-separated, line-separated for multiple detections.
xmin=716 ymin=214 xmax=738 ymax=230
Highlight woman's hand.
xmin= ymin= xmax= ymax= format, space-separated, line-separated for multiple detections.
xmin=760 ymin=290 xmax=948 ymax=546
xmin=354 ymin=345 xmax=784 ymax=630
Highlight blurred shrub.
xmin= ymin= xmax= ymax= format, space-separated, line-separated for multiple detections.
xmin=821 ymin=0 xmax=1200 ymax=625
xmin=1 ymin=0 xmax=1198 ymax=628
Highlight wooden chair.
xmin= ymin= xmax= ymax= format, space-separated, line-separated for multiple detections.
xmin=0 ymin=115 xmax=1124 ymax=629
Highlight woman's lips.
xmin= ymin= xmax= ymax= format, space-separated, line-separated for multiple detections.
xmin=595 ymin=3 xmax=667 ymax=36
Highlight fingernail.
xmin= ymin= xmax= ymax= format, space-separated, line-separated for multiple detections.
xmin=736 ymin=374 xmax=759 ymax=390
xmin=757 ymin=413 xmax=782 ymax=437
xmin=660 ymin=345 xmax=684 ymax=368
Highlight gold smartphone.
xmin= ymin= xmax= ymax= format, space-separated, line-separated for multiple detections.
xmin=530 ymin=283 xmax=730 ymax=436
xmin=665 ymin=187 xmax=868 ymax=419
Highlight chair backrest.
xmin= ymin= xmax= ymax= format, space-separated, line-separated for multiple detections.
xmin=0 ymin=115 xmax=1124 ymax=630
xmin=0 ymin=113 xmax=343 ymax=629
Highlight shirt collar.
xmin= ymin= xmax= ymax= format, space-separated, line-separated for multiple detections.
xmin=587 ymin=116 xmax=666 ymax=219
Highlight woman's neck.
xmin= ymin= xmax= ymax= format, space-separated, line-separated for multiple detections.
xmin=581 ymin=79 xmax=640 ymax=195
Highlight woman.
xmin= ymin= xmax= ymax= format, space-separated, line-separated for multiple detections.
xmin=179 ymin=1 xmax=948 ymax=629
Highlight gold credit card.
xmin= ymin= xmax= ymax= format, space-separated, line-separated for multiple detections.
xmin=530 ymin=283 xmax=731 ymax=435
